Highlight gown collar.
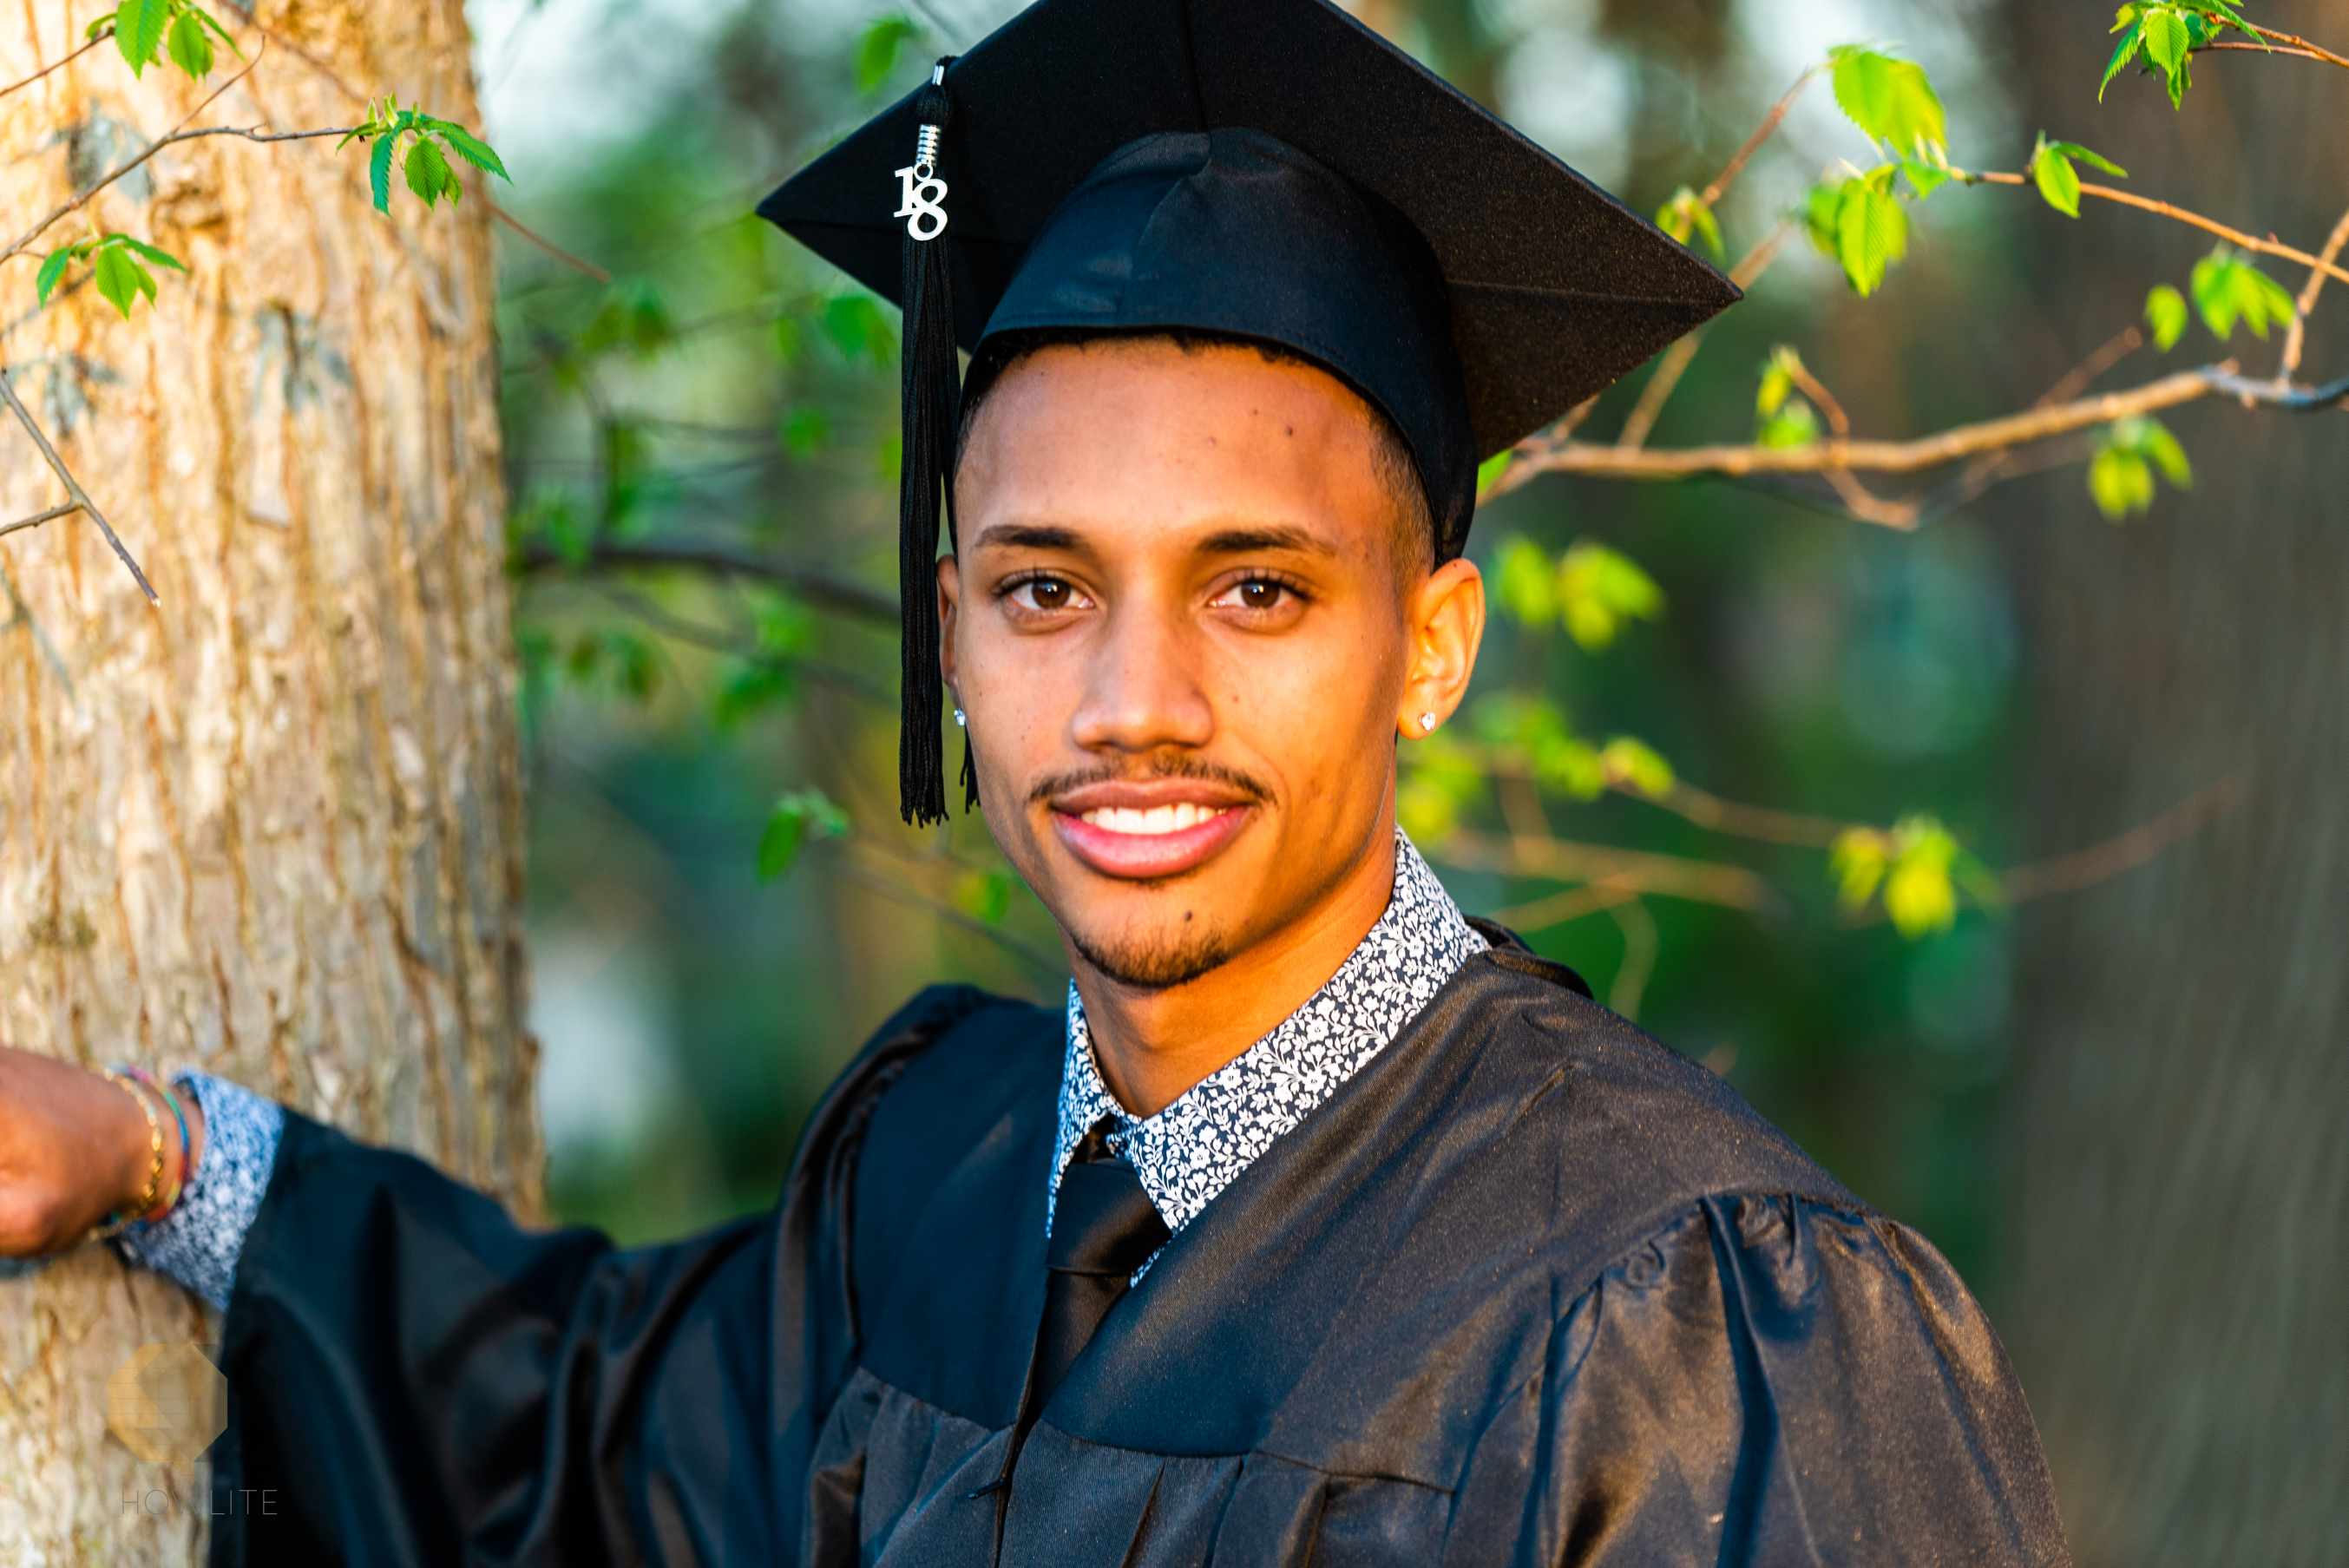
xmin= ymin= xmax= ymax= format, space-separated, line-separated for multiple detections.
xmin=1049 ymin=824 xmax=1488 ymax=1259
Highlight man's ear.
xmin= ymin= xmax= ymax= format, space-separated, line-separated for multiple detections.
xmin=935 ymin=552 xmax=961 ymax=699
xmin=1397 ymin=555 xmax=1484 ymax=738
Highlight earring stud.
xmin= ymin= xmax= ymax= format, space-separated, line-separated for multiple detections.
xmin=954 ymin=706 xmax=967 ymax=727
xmin=1418 ymin=711 xmax=1438 ymax=733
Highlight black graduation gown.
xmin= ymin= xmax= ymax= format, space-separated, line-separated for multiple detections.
xmin=205 ymin=923 xmax=2071 ymax=1565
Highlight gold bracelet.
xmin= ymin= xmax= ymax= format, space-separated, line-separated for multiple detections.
xmin=88 ymin=1070 xmax=165 ymax=1243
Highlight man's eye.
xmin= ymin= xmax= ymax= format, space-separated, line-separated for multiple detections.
xmin=1214 ymin=577 xmax=1301 ymax=613
xmin=1004 ymin=575 xmax=1085 ymax=613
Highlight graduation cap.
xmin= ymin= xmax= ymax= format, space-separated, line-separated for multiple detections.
xmin=755 ymin=0 xmax=1740 ymax=828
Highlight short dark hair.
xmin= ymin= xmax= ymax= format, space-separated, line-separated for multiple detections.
xmin=952 ymin=326 xmax=1436 ymax=582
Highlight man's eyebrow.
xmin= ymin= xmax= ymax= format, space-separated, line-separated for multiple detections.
xmin=1194 ymin=524 xmax=1340 ymax=559
xmin=968 ymin=522 xmax=1088 ymax=553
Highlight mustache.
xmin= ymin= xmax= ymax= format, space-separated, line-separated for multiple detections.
xmin=1027 ymin=755 xmax=1272 ymax=807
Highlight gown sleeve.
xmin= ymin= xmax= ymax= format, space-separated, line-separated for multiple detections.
xmin=203 ymin=983 xmax=993 ymax=1568
xmin=1526 ymin=1193 xmax=2072 ymax=1568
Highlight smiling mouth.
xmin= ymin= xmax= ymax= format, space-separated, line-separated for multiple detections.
xmin=1077 ymin=803 xmax=1237 ymax=836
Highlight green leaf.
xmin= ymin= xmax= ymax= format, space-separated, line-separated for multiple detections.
xmin=2045 ymin=139 xmax=2127 ymax=178
xmin=1757 ymin=400 xmax=1821 ymax=449
xmin=2088 ymin=445 xmax=2153 ymax=518
xmin=114 ymin=0 xmax=167 ymax=74
xmin=781 ymin=405 xmax=830 ymax=456
xmin=34 ymin=247 xmax=74 ymax=306
xmin=405 ymin=136 xmax=453 ymax=207
xmin=1755 ymin=350 xmax=1797 ymax=417
xmin=2099 ymin=20 xmax=2143 ymax=100
xmin=2144 ymin=284 xmax=2188 ymax=350
xmin=2142 ymin=6 xmax=2190 ymax=70
xmin=821 ymin=293 xmax=895 ymax=365
xmin=1827 ymin=45 xmax=1947 ymax=158
xmin=2033 ymin=146 xmax=2082 ymax=218
xmin=1655 ymin=187 xmax=1724 ymax=261
xmin=1899 ymin=156 xmax=1950 ymax=199
xmin=1802 ymin=181 xmax=1843 ymax=256
xmin=166 ymin=10 xmax=213 ymax=77
xmin=368 ymin=131 xmax=397 ymax=214
xmin=1599 ymin=737 xmax=1674 ymax=799
xmin=1557 ymin=540 xmax=1662 ymax=650
xmin=2137 ymin=418 xmax=2192 ymax=488
xmin=1829 ymin=829 xmax=1888 ymax=909
xmin=1493 ymin=535 xmax=1558 ymax=626
xmin=188 ymin=4 xmax=243 ymax=52
xmin=853 ymin=15 xmax=922 ymax=95
xmin=1834 ymin=178 xmax=1907 ymax=297
xmin=758 ymin=790 xmax=850 ymax=880
xmin=90 ymin=244 xmax=148 ymax=318
xmin=430 ymin=122 xmax=511 ymax=182
xmin=112 ymin=234 xmax=187 ymax=272
xmin=1475 ymin=448 xmax=1515 ymax=500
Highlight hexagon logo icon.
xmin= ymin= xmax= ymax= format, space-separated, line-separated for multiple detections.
xmin=107 ymin=1342 xmax=226 ymax=1465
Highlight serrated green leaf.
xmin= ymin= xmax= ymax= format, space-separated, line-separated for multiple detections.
xmin=115 ymin=0 xmax=167 ymax=74
xmin=2142 ymin=7 xmax=2190 ymax=70
xmin=433 ymin=123 xmax=511 ymax=181
xmin=112 ymin=234 xmax=187 ymax=271
xmin=2046 ymin=139 xmax=2127 ymax=177
xmin=1803 ymin=182 xmax=1843 ymax=256
xmin=166 ymin=10 xmax=213 ymax=77
xmin=1834 ymin=179 xmax=1907 ymax=297
xmin=1828 ymin=45 xmax=1947 ymax=158
xmin=368 ymin=132 xmax=396 ymax=214
xmin=2144 ymin=284 xmax=2188 ymax=350
xmin=2099 ymin=21 xmax=2143 ymax=100
xmin=91 ymin=245 xmax=143 ymax=318
xmin=34 ymin=248 xmax=73 ymax=306
xmin=853 ymin=15 xmax=921 ymax=95
xmin=404 ymin=137 xmax=449 ymax=207
xmin=2034 ymin=148 xmax=2082 ymax=218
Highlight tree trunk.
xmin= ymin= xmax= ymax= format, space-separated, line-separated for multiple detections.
xmin=1992 ymin=3 xmax=2347 ymax=1560
xmin=0 ymin=2 xmax=533 ymax=1560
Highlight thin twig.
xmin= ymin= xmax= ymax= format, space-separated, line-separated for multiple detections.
xmin=2196 ymin=39 xmax=2336 ymax=66
xmin=0 ymin=41 xmax=266 ymax=267
xmin=1995 ymin=773 xmax=2247 ymax=903
xmin=1614 ymin=220 xmax=1794 ymax=453
xmin=514 ymin=539 xmax=899 ymax=624
xmin=1604 ymin=898 xmax=1657 ymax=1019
xmin=492 ymin=207 xmax=611 ymax=284
xmin=1699 ymin=64 xmax=1822 ymax=208
xmin=0 ymin=500 xmax=82 ymax=539
xmin=0 ymin=29 xmax=112 ymax=102
xmin=1781 ymin=358 xmax=1919 ymax=528
xmin=1439 ymin=829 xmax=1781 ymax=913
xmin=2280 ymin=204 xmax=2349 ymax=381
xmin=1963 ymin=168 xmax=2349 ymax=289
xmin=0 ymin=367 xmax=157 ymax=600
xmin=2239 ymin=23 xmax=2349 ymax=71
xmin=1484 ymin=881 xmax=1637 ymax=934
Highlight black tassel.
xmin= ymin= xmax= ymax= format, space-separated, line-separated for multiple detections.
xmin=896 ymin=58 xmax=960 ymax=827
xmin=961 ymin=728 xmax=981 ymax=811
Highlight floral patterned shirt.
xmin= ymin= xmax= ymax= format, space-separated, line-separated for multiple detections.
xmin=1050 ymin=824 xmax=1487 ymax=1279
xmin=115 ymin=825 xmax=1486 ymax=1309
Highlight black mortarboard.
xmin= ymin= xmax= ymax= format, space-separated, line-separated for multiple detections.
xmin=755 ymin=0 xmax=1739 ymax=828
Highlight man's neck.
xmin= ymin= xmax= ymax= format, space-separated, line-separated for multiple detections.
xmin=1069 ymin=821 xmax=1400 ymax=1118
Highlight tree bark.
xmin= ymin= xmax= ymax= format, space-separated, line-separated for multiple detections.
xmin=1992 ymin=2 xmax=2348 ymax=1560
xmin=0 ymin=2 xmax=532 ymax=1560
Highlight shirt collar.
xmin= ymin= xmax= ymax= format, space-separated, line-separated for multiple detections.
xmin=1049 ymin=824 xmax=1487 ymax=1249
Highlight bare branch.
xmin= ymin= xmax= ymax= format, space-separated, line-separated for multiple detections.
xmin=1614 ymin=220 xmax=1794 ymax=453
xmin=0 ymin=39 xmax=266 ymax=268
xmin=2235 ymin=23 xmax=2349 ymax=71
xmin=0 ymin=367 xmax=157 ymax=600
xmin=0 ymin=29 xmax=112 ymax=102
xmin=1963 ymin=169 xmax=2349 ymax=289
xmin=0 ymin=500 xmax=82 ymax=540
xmin=1438 ymin=829 xmax=1782 ymax=913
xmin=1995 ymin=773 xmax=2247 ymax=904
xmin=1699 ymin=65 xmax=1822 ymax=208
xmin=2280 ymin=204 xmax=2349 ymax=380
xmin=514 ymin=539 xmax=900 ymax=625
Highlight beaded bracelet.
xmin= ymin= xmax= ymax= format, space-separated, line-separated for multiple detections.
xmin=121 ymin=1066 xmax=192 ymax=1221
xmin=88 ymin=1069 xmax=164 ymax=1243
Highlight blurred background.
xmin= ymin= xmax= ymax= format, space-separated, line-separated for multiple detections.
xmin=467 ymin=0 xmax=2342 ymax=1560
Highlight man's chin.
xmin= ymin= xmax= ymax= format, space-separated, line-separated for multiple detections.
xmin=1066 ymin=921 xmax=1238 ymax=992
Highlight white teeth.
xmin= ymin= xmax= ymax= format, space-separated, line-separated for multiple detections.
xmin=1079 ymin=803 xmax=1228 ymax=836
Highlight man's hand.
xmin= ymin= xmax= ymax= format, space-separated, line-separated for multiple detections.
xmin=0 ymin=1046 xmax=202 ymax=1256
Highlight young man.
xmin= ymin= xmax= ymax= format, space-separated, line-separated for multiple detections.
xmin=0 ymin=0 xmax=2072 ymax=1561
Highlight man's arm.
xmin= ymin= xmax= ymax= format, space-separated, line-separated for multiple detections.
xmin=115 ymin=1071 xmax=282 ymax=1309
xmin=1501 ymin=1193 xmax=2072 ymax=1567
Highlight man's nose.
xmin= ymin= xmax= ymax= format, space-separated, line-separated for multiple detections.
xmin=1068 ymin=605 xmax=1214 ymax=755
